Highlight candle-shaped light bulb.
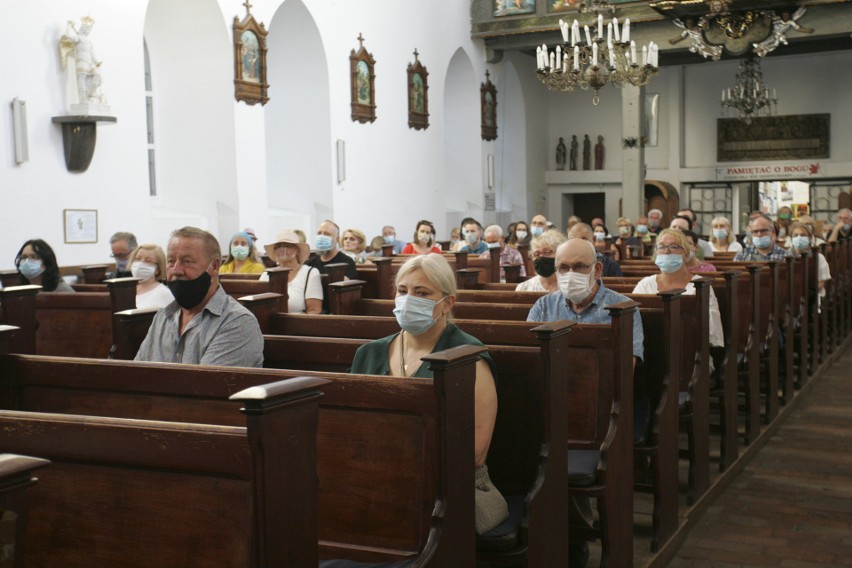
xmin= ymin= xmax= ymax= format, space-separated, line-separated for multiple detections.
xmin=573 ymin=21 xmax=580 ymax=46
xmin=573 ymin=45 xmax=579 ymax=70
xmin=613 ymin=17 xmax=620 ymax=42
xmin=598 ymin=14 xmax=603 ymax=39
xmin=642 ymin=45 xmax=647 ymax=67
xmin=556 ymin=44 xmax=562 ymax=66
xmin=624 ymin=18 xmax=630 ymax=43
xmin=592 ymin=42 xmax=598 ymax=67
xmin=630 ymin=41 xmax=637 ymax=66
xmin=550 ymin=51 xmax=555 ymax=71
xmin=584 ymin=25 xmax=592 ymax=45
xmin=607 ymin=23 xmax=612 ymax=47
xmin=609 ymin=48 xmax=616 ymax=69
xmin=560 ymin=19 xmax=569 ymax=43
xmin=536 ymin=46 xmax=542 ymax=69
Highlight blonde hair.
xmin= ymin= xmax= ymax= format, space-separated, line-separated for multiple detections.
xmin=341 ymin=228 xmax=366 ymax=253
xmin=394 ymin=254 xmax=457 ymax=298
xmin=710 ymin=216 xmax=733 ymax=246
xmin=530 ymin=230 xmax=567 ymax=255
xmin=656 ymin=228 xmax=692 ymax=257
xmin=616 ymin=216 xmax=632 ymax=226
xmin=128 ymin=244 xmax=167 ymax=280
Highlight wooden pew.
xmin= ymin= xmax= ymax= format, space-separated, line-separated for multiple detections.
xmin=1 ymin=279 xmax=137 ymax=358
xmin=0 ymin=336 xmax=482 ymax=566
xmin=0 ymin=356 xmax=329 ymax=567
xmin=0 ymin=453 xmax=51 ymax=568
xmin=220 ymin=267 xmax=289 ymax=312
xmin=259 ymin=308 xmax=638 ymax=567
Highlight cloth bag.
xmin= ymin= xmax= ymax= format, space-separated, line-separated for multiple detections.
xmin=475 ymin=464 xmax=509 ymax=534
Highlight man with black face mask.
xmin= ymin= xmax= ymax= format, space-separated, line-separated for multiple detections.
xmin=134 ymin=226 xmax=263 ymax=367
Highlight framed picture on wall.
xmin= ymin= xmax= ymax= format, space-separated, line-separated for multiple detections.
xmin=350 ymin=34 xmax=377 ymax=124
xmin=233 ymin=4 xmax=269 ymax=106
xmin=494 ymin=0 xmax=535 ymax=17
xmin=481 ymin=71 xmax=498 ymax=141
xmin=407 ymin=50 xmax=429 ymax=130
xmin=63 ymin=209 xmax=98 ymax=244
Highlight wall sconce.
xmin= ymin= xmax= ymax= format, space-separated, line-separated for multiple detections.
xmin=336 ymin=139 xmax=346 ymax=184
xmin=11 ymin=98 xmax=28 ymax=165
xmin=487 ymin=154 xmax=494 ymax=189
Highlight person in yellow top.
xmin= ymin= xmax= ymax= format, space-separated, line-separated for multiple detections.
xmin=219 ymin=231 xmax=266 ymax=274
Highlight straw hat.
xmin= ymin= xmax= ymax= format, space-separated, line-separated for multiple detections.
xmin=264 ymin=230 xmax=310 ymax=262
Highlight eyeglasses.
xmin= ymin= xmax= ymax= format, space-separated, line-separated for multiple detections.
xmin=110 ymin=252 xmax=130 ymax=260
xmin=557 ymin=263 xmax=593 ymax=274
xmin=655 ymin=244 xmax=685 ymax=253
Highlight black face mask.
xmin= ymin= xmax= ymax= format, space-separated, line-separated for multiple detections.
xmin=533 ymin=257 xmax=556 ymax=278
xmin=167 ymin=270 xmax=212 ymax=309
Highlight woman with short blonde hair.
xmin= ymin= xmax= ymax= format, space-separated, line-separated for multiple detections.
xmin=709 ymin=216 xmax=743 ymax=253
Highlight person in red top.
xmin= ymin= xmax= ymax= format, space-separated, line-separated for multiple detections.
xmin=401 ymin=220 xmax=443 ymax=255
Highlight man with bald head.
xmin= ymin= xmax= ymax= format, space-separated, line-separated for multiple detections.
xmin=568 ymin=222 xmax=623 ymax=277
xmin=527 ymin=238 xmax=644 ymax=568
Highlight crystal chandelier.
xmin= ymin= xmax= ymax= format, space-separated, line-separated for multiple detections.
xmin=535 ymin=7 xmax=659 ymax=105
xmin=720 ymin=54 xmax=777 ymax=124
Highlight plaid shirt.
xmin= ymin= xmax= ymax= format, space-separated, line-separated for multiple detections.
xmin=733 ymin=244 xmax=790 ymax=262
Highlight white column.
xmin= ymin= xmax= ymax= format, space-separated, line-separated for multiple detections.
xmin=621 ymin=84 xmax=645 ymax=221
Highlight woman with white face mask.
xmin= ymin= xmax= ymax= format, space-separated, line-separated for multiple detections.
xmin=350 ymin=254 xmax=508 ymax=535
xmin=709 ymin=216 xmax=743 ymax=254
xmin=789 ymin=222 xmax=831 ymax=311
xmin=632 ymin=229 xmax=724 ymax=349
xmin=400 ymin=220 xmax=442 ymax=255
xmin=220 ymin=231 xmax=265 ymax=274
xmin=127 ymin=244 xmax=173 ymax=310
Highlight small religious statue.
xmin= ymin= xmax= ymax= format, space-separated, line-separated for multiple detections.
xmin=582 ymin=134 xmax=591 ymax=170
xmin=60 ymin=16 xmax=110 ymax=114
xmin=556 ymin=137 xmax=567 ymax=170
xmin=594 ymin=135 xmax=605 ymax=170
xmin=569 ymin=135 xmax=578 ymax=171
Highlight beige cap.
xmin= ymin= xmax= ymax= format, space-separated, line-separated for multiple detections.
xmin=264 ymin=230 xmax=310 ymax=262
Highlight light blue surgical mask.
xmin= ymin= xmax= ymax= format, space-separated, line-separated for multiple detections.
xmin=655 ymin=253 xmax=684 ymax=273
xmin=315 ymin=235 xmax=334 ymax=251
xmin=393 ymin=295 xmax=446 ymax=335
xmin=18 ymin=258 xmax=44 ymax=280
xmin=792 ymin=236 xmax=811 ymax=250
xmin=636 ymin=224 xmax=648 ymax=234
xmin=752 ymin=235 xmax=772 ymax=249
xmin=383 ymin=235 xmax=395 ymax=245
xmin=464 ymin=231 xmax=479 ymax=245
xmin=230 ymin=245 xmax=249 ymax=260
xmin=531 ymin=226 xmax=544 ymax=237
xmin=486 ymin=241 xmax=501 ymax=249
xmin=712 ymin=229 xmax=728 ymax=241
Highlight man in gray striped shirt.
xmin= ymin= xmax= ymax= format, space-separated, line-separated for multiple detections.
xmin=135 ymin=227 xmax=263 ymax=367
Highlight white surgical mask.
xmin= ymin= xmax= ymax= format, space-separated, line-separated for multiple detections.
xmin=557 ymin=270 xmax=594 ymax=304
xmin=464 ymin=231 xmax=479 ymax=245
xmin=515 ymin=230 xmax=528 ymax=240
xmin=594 ymin=232 xmax=605 ymax=241
xmin=486 ymin=241 xmax=501 ymax=249
xmin=417 ymin=232 xmax=432 ymax=245
xmin=130 ymin=261 xmax=157 ymax=282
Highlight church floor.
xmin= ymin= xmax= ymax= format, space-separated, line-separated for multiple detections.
xmin=585 ymin=336 xmax=852 ymax=568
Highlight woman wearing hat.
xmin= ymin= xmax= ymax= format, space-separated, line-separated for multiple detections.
xmin=261 ymin=230 xmax=323 ymax=314
xmin=220 ymin=231 xmax=266 ymax=274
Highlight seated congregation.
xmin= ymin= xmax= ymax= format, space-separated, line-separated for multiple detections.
xmin=0 ymin=205 xmax=850 ymax=567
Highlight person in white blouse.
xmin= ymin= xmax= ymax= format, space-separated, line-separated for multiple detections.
xmin=261 ymin=230 xmax=323 ymax=314
xmin=788 ymin=222 xmax=831 ymax=312
xmin=128 ymin=244 xmax=174 ymax=310
xmin=515 ymin=229 xmax=565 ymax=293
xmin=709 ymin=216 xmax=743 ymax=254
xmin=632 ymin=229 xmax=724 ymax=350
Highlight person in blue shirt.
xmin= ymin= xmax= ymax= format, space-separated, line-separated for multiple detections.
xmin=458 ymin=218 xmax=489 ymax=255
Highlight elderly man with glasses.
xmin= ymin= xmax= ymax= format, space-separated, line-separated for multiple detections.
xmin=734 ymin=214 xmax=790 ymax=261
xmin=107 ymin=231 xmax=137 ymax=279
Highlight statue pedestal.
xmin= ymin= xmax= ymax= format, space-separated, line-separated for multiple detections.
xmin=70 ymin=102 xmax=112 ymax=116
xmin=51 ymin=115 xmax=117 ymax=173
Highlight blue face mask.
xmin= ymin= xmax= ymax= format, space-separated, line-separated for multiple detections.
xmin=531 ymin=226 xmax=544 ymax=237
xmin=18 ymin=258 xmax=44 ymax=280
xmin=315 ymin=235 xmax=334 ymax=251
xmin=464 ymin=231 xmax=479 ymax=245
xmin=655 ymin=253 xmax=684 ymax=273
xmin=636 ymin=224 xmax=648 ymax=234
xmin=393 ymin=294 xmax=446 ymax=335
xmin=792 ymin=236 xmax=811 ymax=250
xmin=383 ymin=235 xmax=395 ymax=245
xmin=752 ymin=235 xmax=773 ymax=249
xmin=712 ymin=229 xmax=728 ymax=240
xmin=230 ymin=245 xmax=249 ymax=260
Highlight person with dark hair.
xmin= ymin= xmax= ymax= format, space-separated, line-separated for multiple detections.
xmin=15 ymin=239 xmax=75 ymax=292
xmin=507 ymin=221 xmax=531 ymax=248
xmin=401 ymin=220 xmax=442 ymax=255
xmin=134 ymin=226 xmax=263 ymax=367
xmin=459 ymin=218 xmax=488 ymax=255
xmin=682 ymin=230 xmax=717 ymax=273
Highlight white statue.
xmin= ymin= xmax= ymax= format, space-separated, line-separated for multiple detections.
xmin=670 ymin=17 xmax=723 ymax=61
xmin=60 ymin=16 xmax=110 ymax=114
xmin=753 ymin=7 xmax=813 ymax=58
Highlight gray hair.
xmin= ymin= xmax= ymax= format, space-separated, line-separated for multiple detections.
xmin=648 ymin=209 xmax=663 ymax=218
xmin=484 ymin=224 xmax=503 ymax=239
xmin=170 ymin=227 xmax=221 ymax=264
xmin=110 ymin=231 xmax=137 ymax=250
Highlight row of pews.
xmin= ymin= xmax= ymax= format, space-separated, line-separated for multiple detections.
xmin=0 ymin=236 xmax=849 ymax=566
